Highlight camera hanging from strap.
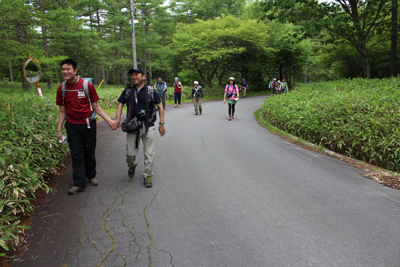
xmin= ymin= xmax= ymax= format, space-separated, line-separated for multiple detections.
xmin=121 ymin=85 xmax=152 ymax=149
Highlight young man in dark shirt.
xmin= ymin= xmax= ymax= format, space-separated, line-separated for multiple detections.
xmin=113 ymin=68 xmax=165 ymax=188
xmin=56 ymin=59 xmax=115 ymax=195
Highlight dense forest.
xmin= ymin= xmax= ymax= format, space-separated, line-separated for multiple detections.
xmin=0 ymin=0 xmax=399 ymax=90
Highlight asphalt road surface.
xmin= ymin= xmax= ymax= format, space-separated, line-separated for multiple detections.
xmin=15 ymin=96 xmax=400 ymax=267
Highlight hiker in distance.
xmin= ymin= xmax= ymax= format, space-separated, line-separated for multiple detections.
xmin=56 ymin=59 xmax=116 ymax=195
xmin=223 ymin=77 xmax=239 ymax=121
xmin=268 ymin=78 xmax=274 ymax=94
xmin=154 ymin=77 xmax=167 ymax=110
xmin=192 ymin=81 xmax=204 ymax=115
xmin=112 ymin=68 xmax=165 ymax=188
xmin=240 ymin=77 xmax=249 ymax=98
xmin=174 ymin=77 xmax=183 ymax=108
xmin=281 ymin=79 xmax=288 ymax=93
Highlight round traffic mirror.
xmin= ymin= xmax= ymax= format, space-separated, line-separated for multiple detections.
xmin=23 ymin=59 xmax=41 ymax=84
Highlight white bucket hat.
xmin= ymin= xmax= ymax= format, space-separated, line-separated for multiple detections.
xmin=229 ymin=77 xmax=235 ymax=81
xmin=194 ymin=81 xmax=199 ymax=85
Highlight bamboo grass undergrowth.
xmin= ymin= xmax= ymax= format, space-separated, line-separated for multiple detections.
xmin=261 ymin=77 xmax=400 ymax=172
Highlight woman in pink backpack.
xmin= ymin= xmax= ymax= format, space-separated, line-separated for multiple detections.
xmin=223 ymin=77 xmax=240 ymax=121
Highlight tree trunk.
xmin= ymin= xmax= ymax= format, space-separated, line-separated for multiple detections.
xmin=390 ymin=0 xmax=398 ymax=77
xmin=101 ymin=63 xmax=107 ymax=86
xmin=4 ymin=32 xmax=13 ymax=82
xmin=304 ymin=61 xmax=308 ymax=83
xmin=119 ymin=24 xmax=128 ymax=85
xmin=146 ymin=24 xmax=153 ymax=86
xmin=116 ymin=64 xmax=120 ymax=86
xmin=94 ymin=63 xmax=100 ymax=84
xmin=360 ymin=48 xmax=371 ymax=79
xmin=148 ymin=53 xmax=153 ymax=86
xmin=217 ymin=68 xmax=225 ymax=88
xmin=8 ymin=60 xmax=13 ymax=82
xmin=21 ymin=63 xmax=30 ymax=91
xmin=55 ymin=68 xmax=60 ymax=84
xmin=15 ymin=19 xmax=30 ymax=91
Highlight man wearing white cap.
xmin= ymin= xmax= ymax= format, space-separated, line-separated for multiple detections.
xmin=192 ymin=81 xmax=204 ymax=115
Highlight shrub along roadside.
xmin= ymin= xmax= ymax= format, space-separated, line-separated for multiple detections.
xmin=0 ymin=94 xmax=69 ymax=255
xmin=261 ymin=77 xmax=400 ymax=172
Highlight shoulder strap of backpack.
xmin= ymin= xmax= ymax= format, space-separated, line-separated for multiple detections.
xmin=125 ymin=88 xmax=131 ymax=104
xmin=83 ymin=80 xmax=90 ymax=97
xmin=148 ymin=86 xmax=155 ymax=102
xmin=82 ymin=80 xmax=93 ymax=112
xmin=62 ymin=81 xmax=67 ymax=105
xmin=144 ymin=85 xmax=150 ymax=133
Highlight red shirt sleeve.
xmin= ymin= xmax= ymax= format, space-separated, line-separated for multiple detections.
xmin=88 ymin=82 xmax=100 ymax=103
xmin=56 ymin=84 xmax=63 ymax=106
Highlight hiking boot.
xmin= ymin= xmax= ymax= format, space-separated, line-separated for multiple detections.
xmin=178 ymin=105 xmax=181 ymax=108
xmin=200 ymin=110 xmax=202 ymax=115
xmin=195 ymin=112 xmax=198 ymax=115
xmin=174 ymin=105 xmax=177 ymax=108
xmin=229 ymin=116 xmax=232 ymax=121
xmin=128 ymin=167 xmax=136 ymax=178
xmin=231 ymin=115 xmax=234 ymax=119
xmin=68 ymin=186 xmax=85 ymax=195
xmin=89 ymin=178 xmax=98 ymax=186
xmin=144 ymin=176 xmax=153 ymax=188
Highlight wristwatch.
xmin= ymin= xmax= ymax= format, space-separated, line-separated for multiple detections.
xmin=159 ymin=122 xmax=165 ymax=125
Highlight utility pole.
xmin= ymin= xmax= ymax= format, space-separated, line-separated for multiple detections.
xmin=130 ymin=0 xmax=137 ymax=68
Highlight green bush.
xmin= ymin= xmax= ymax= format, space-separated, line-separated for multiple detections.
xmin=0 ymin=93 xmax=69 ymax=254
xmin=261 ymin=77 xmax=400 ymax=172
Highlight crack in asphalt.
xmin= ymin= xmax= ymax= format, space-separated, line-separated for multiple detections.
xmin=154 ymin=248 xmax=175 ymax=267
xmin=62 ymin=193 xmax=102 ymax=266
xmin=62 ymin=177 xmax=164 ymax=266
xmin=143 ymin=191 xmax=159 ymax=267
xmin=115 ymin=178 xmax=141 ymax=265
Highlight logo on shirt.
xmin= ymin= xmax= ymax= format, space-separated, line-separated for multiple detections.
xmin=78 ymin=91 xmax=86 ymax=99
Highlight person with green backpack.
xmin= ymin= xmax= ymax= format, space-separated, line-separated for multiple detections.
xmin=154 ymin=77 xmax=167 ymax=110
xmin=281 ymin=79 xmax=288 ymax=93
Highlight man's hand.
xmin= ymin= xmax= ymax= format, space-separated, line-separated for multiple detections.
xmin=159 ymin=125 xmax=166 ymax=137
xmin=57 ymin=131 xmax=63 ymax=141
xmin=108 ymin=120 xmax=118 ymax=130
xmin=110 ymin=119 xmax=120 ymax=130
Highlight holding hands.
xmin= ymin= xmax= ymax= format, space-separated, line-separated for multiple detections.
xmin=108 ymin=119 xmax=119 ymax=130
xmin=110 ymin=119 xmax=120 ymax=130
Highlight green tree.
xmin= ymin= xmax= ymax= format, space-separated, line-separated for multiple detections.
xmin=172 ymin=15 xmax=272 ymax=87
xmin=258 ymin=0 xmax=393 ymax=78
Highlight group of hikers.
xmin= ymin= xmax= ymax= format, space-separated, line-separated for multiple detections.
xmin=57 ymin=58 xmax=287 ymax=195
xmin=153 ymin=76 xmax=250 ymax=120
xmin=268 ymin=78 xmax=289 ymax=95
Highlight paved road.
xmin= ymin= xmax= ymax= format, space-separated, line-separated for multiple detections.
xmin=16 ymin=96 xmax=400 ymax=267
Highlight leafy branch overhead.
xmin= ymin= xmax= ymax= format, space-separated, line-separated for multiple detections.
xmin=258 ymin=0 xmax=395 ymax=78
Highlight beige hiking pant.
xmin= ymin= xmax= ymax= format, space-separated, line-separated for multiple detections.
xmin=194 ymin=97 xmax=202 ymax=114
xmin=126 ymin=126 xmax=156 ymax=178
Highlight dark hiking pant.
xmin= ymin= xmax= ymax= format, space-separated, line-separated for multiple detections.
xmin=228 ymin=103 xmax=236 ymax=116
xmin=65 ymin=120 xmax=97 ymax=187
xmin=174 ymin=92 xmax=181 ymax=105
